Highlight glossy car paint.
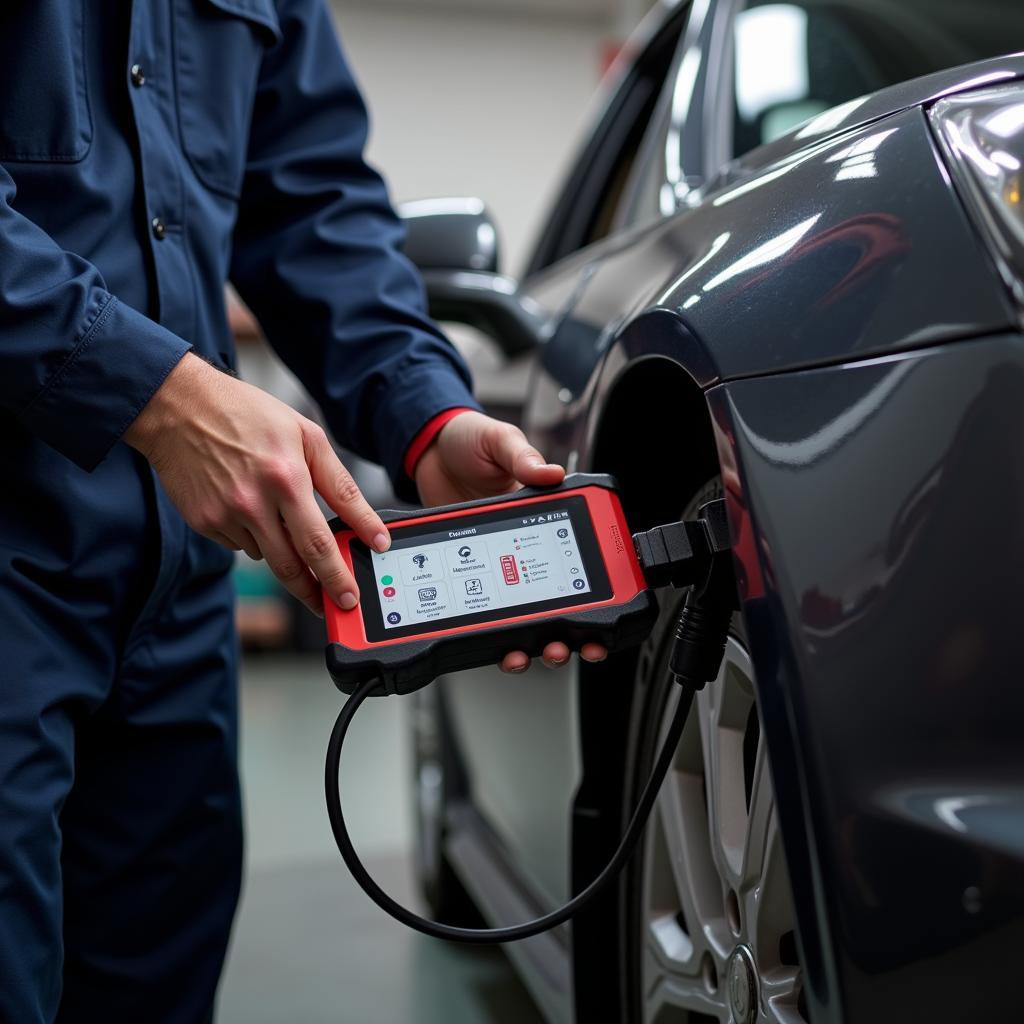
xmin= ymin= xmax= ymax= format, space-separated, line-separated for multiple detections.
xmin=423 ymin=9 xmax=1024 ymax=1023
xmin=710 ymin=333 xmax=1024 ymax=1021
xmin=535 ymin=105 xmax=1016 ymax=431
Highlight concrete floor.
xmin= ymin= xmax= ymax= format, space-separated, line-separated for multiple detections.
xmin=218 ymin=654 xmax=543 ymax=1024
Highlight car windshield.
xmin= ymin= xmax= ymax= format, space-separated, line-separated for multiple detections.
xmin=732 ymin=0 xmax=1024 ymax=157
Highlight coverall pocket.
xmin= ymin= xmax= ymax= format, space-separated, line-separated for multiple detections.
xmin=173 ymin=0 xmax=282 ymax=199
xmin=0 ymin=1 xmax=92 ymax=162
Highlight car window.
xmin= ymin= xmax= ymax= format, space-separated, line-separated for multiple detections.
xmin=583 ymin=9 xmax=701 ymax=248
xmin=525 ymin=7 xmax=688 ymax=276
xmin=731 ymin=0 xmax=1024 ymax=158
xmin=617 ymin=1 xmax=722 ymax=234
xmin=615 ymin=81 xmax=675 ymax=234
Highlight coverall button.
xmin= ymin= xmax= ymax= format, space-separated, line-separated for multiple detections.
xmin=151 ymin=217 xmax=167 ymax=241
xmin=130 ymin=63 xmax=146 ymax=87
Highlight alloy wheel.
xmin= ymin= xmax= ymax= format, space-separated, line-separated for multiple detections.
xmin=641 ymin=638 xmax=805 ymax=1023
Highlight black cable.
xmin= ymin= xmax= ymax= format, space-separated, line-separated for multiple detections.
xmin=325 ymin=672 xmax=698 ymax=944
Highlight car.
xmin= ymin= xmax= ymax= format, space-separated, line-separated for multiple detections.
xmin=400 ymin=2 xmax=1024 ymax=1021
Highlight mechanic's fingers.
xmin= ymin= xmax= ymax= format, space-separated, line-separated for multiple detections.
xmin=486 ymin=423 xmax=564 ymax=488
xmin=500 ymin=651 xmax=531 ymax=674
xmin=502 ymin=641 xmax=606 ymax=672
xmin=223 ymin=527 xmax=262 ymax=561
xmin=303 ymin=422 xmax=390 ymax=553
xmin=238 ymin=528 xmax=262 ymax=561
xmin=253 ymin=520 xmax=325 ymax=616
xmin=211 ymin=527 xmax=261 ymax=561
xmin=542 ymin=641 xmax=571 ymax=668
xmin=280 ymin=491 xmax=358 ymax=611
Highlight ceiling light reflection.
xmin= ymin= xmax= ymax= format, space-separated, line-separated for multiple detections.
xmin=825 ymin=128 xmax=897 ymax=181
xmin=739 ymin=358 xmax=914 ymax=466
xmin=659 ymin=232 xmax=731 ymax=302
xmin=991 ymin=150 xmax=1021 ymax=172
xmin=712 ymin=133 xmax=834 ymax=207
xmin=703 ymin=214 xmax=821 ymax=292
xmin=399 ymin=197 xmax=484 ymax=219
xmin=794 ymin=95 xmax=870 ymax=139
xmin=982 ymin=101 xmax=1024 ymax=139
xmin=712 ymin=160 xmax=800 ymax=206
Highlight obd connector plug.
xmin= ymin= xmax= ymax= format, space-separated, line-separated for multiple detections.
xmin=632 ymin=498 xmax=735 ymax=690
xmin=631 ymin=497 xmax=731 ymax=590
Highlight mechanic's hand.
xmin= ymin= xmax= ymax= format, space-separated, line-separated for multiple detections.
xmin=413 ymin=410 xmax=608 ymax=673
xmin=124 ymin=353 xmax=389 ymax=616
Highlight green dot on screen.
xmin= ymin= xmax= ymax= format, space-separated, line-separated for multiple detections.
xmin=381 ymin=575 xmax=393 ymax=586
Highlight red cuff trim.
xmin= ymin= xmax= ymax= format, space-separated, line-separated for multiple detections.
xmin=403 ymin=407 xmax=474 ymax=478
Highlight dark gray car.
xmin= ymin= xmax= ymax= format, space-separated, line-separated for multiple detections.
xmin=404 ymin=2 xmax=1024 ymax=1021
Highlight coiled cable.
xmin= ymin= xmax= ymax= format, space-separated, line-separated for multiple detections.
xmin=325 ymin=671 xmax=697 ymax=943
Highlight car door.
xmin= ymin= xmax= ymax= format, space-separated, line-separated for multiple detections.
xmin=440 ymin=0 xmax=712 ymax=925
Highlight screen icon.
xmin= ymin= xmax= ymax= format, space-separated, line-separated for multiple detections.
xmin=458 ymin=545 xmax=472 ymax=559
xmin=572 ymin=578 xmax=586 ymax=590
xmin=412 ymin=554 xmax=428 ymax=569
xmin=557 ymin=528 xmax=568 ymax=539
xmin=386 ymin=612 xmax=402 ymax=625
xmin=465 ymin=578 xmax=483 ymax=596
xmin=417 ymin=587 xmax=437 ymax=602
xmin=500 ymin=555 xmax=520 ymax=585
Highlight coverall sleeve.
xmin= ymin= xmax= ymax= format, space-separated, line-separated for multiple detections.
xmin=229 ymin=0 xmax=482 ymax=501
xmin=0 ymin=168 xmax=192 ymax=471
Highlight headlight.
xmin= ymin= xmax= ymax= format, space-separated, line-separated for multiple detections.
xmin=930 ymin=82 xmax=1024 ymax=307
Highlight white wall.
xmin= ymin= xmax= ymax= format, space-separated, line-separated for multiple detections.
xmin=330 ymin=1 xmax=615 ymax=275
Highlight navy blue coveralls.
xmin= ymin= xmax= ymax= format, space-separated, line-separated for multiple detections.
xmin=0 ymin=2 xmax=479 ymax=1020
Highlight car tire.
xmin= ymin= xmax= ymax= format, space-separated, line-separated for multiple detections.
xmin=620 ymin=480 xmax=807 ymax=1024
xmin=410 ymin=681 xmax=482 ymax=926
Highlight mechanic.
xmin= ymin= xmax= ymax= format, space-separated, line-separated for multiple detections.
xmin=0 ymin=3 xmax=606 ymax=1021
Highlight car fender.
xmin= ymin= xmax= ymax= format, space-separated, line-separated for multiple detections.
xmin=566 ymin=101 xmax=1022 ymax=1024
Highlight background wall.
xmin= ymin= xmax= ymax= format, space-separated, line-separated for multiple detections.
xmin=329 ymin=0 xmax=618 ymax=274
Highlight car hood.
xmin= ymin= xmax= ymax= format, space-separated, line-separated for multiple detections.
xmin=724 ymin=50 xmax=1024 ymax=182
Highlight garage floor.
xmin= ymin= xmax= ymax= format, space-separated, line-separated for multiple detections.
xmin=217 ymin=654 xmax=543 ymax=1024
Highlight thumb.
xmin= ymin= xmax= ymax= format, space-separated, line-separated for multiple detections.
xmin=488 ymin=423 xmax=565 ymax=487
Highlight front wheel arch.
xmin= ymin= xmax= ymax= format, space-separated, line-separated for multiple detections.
xmin=570 ymin=355 xmax=722 ymax=1021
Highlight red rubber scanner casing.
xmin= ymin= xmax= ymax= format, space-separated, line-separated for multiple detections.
xmin=324 ymin=474 xmax=657 ymax=694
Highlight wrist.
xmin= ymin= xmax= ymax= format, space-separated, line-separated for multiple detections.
xmin=123 ymin=351 xmax=208 ymax=458
xmin=403 ymin=407 xmax=475 ymax=480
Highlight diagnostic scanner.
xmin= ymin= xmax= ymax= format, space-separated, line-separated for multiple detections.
xmin=325 ymin=473 xmax=657 ymax=694
xmin=322 ymin=474 xmax=734 ymax=944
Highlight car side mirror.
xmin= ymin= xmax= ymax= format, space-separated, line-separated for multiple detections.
xmin=400 ymin=198 xmax=541 ymax=357
xmin=400 ymin=197 xmax=500 ymax=274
